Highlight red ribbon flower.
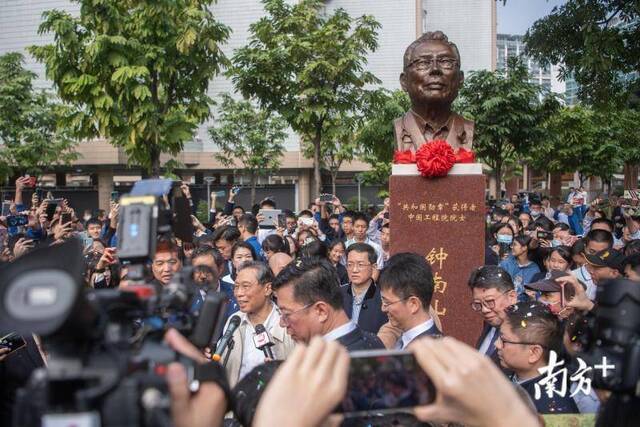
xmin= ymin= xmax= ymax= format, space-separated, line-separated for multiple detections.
xmin=455 ymin=147 xmax=476 ymax=164
xmin=393 ymin=150 xmax=416 ymax=164
xmin=415 ymin=140 xmax=456 ymax=178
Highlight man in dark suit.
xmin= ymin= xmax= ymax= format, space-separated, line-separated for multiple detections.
xmin=191 ymin=246 xmax=239 ymax=322
xmin=467 ymin=265 xmax=517 ymax=368
xmin=379 ymin=253 xmax=441 ymax=349
xmin=0 ymin=334 xmax=45 ymax=427
xmin=340 ymin=243 xmax=388 ymax=335
xmin=273 ymin=257 xmax=384 ymax=351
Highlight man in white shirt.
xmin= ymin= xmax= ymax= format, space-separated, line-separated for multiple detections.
xmin=218 ymin=261 xmax=294 ymax=388
xmin=379 ymin=253 xmax=441 ymax=349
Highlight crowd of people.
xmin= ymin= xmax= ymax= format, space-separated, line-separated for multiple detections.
xmin=1 ymin=175 xmax=640 ymax=427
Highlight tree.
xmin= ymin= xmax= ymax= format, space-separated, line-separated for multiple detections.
xmin=524 ymin=0 xmax=640 ymax=188
xmin=528 ymin=105 xmax=621 ymax=189
xmin=356 ymin=90 xmax=410 ymax=186
xmin=524 ymin=0 xmax=640 ymax=106
xmin=0 ymin=52 xmax=77 ymax=181
xmin=456 ymin=58 xmax=559 ymax=197
xmin=302 ymin=115 xmax=359 ymax=195
xmin=608 ymin=107 xmax=640 ymax=190
xmin=231 ymin=0 xmax=381 ymax=198
xmin=29 ymin=0 xmax=230 ymax=177
xmin=209 ymin=94 xmax=287 ymax=205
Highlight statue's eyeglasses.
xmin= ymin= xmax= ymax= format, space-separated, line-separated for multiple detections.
xmin=407 ymin=57 xmax=458 ymax=71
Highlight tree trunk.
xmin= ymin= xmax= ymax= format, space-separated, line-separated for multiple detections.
xmin=549 ymin=171 xmax=562 ymax=201
xmin=331 ymin=169 xmax=337 ymax=196
xmin=313 ymin=130 xmax=322 ymax=200
xmin=493 ymin=162 xmax=502 ymax=200
xmin=150 ymin=145 xmax=161 ymax=178
xmin=250 ymin=171 xmax=257 ymax=207
xmin=624 ymin=162 xmax=639 ymax=190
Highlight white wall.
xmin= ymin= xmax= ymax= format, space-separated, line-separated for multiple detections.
xmin=423 ymin=0 xmax=495 ymax=74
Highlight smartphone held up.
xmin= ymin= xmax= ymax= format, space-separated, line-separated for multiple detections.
xmin=339 ymin=349 xmax=435 ymax=418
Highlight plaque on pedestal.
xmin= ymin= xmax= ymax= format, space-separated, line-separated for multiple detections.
xmin=390 ymin=163 xmax=485 ymax=346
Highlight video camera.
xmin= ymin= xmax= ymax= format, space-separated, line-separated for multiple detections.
xmin=0 ymin=179 xmax=228 ymax=427
xmin=578 ymin=278 xmax=640 ymax=396
xmin=117 ymin=179 xmax=194 ymax=280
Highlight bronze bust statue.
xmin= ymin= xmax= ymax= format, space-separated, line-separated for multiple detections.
xmin=394 ymin=31 xmax=474 ymax=152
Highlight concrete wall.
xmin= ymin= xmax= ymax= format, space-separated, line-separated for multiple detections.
xmin=423 ymin=0 xmax=496 ymax=73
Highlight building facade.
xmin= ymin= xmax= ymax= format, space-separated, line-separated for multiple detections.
xmin=1 ymin=0 xmax=496 ymax=209
xmin=496 ymin=33 xmax=563 ymax=95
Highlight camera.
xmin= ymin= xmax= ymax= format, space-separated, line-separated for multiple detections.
xmin=0 ymin=180 xmax=228 ymax=427
xmin=578 ymin=278 xmax=640 ymax=395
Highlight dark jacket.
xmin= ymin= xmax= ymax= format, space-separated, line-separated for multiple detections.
xmin=407 ymin=323 xmax=442 ymax=346
xmin=337 ymin=327 xmax=385 ymax=351
xmin=0 ymin=335 xmax=45 ymax=427
xmin=336 ymin=263 xmax=349 ymax=286
xmin=474 ymin=322 xmax=510 ymax=373
xmin=340 ymin=282 xmax=388 ymax=335
xmin=518 ymin=375 xmax=580 ymax=414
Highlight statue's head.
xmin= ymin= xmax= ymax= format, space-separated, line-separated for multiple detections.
xmin=400 ymin=31 xmax=464 ymax=108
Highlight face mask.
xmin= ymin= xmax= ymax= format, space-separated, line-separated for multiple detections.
xmin=83 ymin=215 xmax=91 ymax=222
xmin=551 ymin=239 xmax=562 ymax=247
xmin=497 ymin=235 xmax=513 ymax=245
xmin=531 ymin=210 xmax=541 ymax=218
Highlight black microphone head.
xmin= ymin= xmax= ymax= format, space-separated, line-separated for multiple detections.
xmin=254 ymin=323 xmax=266 ymax=334
xmin=229 ymin=315 xmax=241 ymax=327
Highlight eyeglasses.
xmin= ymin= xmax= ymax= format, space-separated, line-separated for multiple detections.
xmin=280 ymin=303 xmax=314 ymax=325
xmin=381 ymin=296 xmax=413 ymax=308
xmin=498 ymin=334 xmax=547 ymax=349
xmin=407 ymin=56 xmax=458 ymax=71
xmin=233 ymin=282 xmax=259 ymax=293
xmin=346 ymin=262 xmax=372 ymax=271
xmin=470 ymin=290 xmax=510 ymax=312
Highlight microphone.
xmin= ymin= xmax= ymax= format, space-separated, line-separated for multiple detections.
xmin=212 ymin=315 xmax=241 ymax=362
xmin=253 ymin=324 xmax=275 ymax=359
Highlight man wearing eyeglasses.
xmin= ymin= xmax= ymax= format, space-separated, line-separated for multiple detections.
xmin=272 ymin=257 xmax=384 ymax=351
xmin=379 ymin=253 xmax=441 ymax=349
xmin=340 ymin=243 xmax=388 ymax=334
xmin=394 ymin=31 xmax=474 ymax=153
xmin=496 ymin=301 xmax=578 ymax=414
xmin=467 ymin=265 xmax=517 ymax=365
xmin=220 ymin=261 xmax=294 ymax=388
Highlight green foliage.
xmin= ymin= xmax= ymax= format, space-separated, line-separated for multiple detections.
xmin=209 ymin=93 xmax=287 ymax=204
xmin=524 ymin=0 xmax=640 ymax=105
xmin=609 ymin=107 xmax=640 ymax=165
xmin=345 ymin=195 xmax=369 ymax=211
xmin=196 ymin=200 xmax=210 ymax=224
xmin=301 ymin=114 xmax=360 ymax=193
xmin=231 ymin=0 xmax=381 ymax=197
xmin=356 ymin=90 xmax=410 ymax=185
xmin=529 ymin=105 xmax=621 ymax=183
xmin=28 ymin=0 xmax=230 ymax=176
xmin=456 ymin=58 xmax=560 ymax=193
xmin=0 ymin=52 xmax=78 ymax=180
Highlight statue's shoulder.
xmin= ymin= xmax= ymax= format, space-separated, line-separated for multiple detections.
xmin=452 ymin=112 xmax=474 ymax=129
xmin=393 ymin=111 xmax=413 ymax=128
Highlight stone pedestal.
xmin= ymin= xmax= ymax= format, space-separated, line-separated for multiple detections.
xmin=390 ymin=163 xmax=485 ymax=346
